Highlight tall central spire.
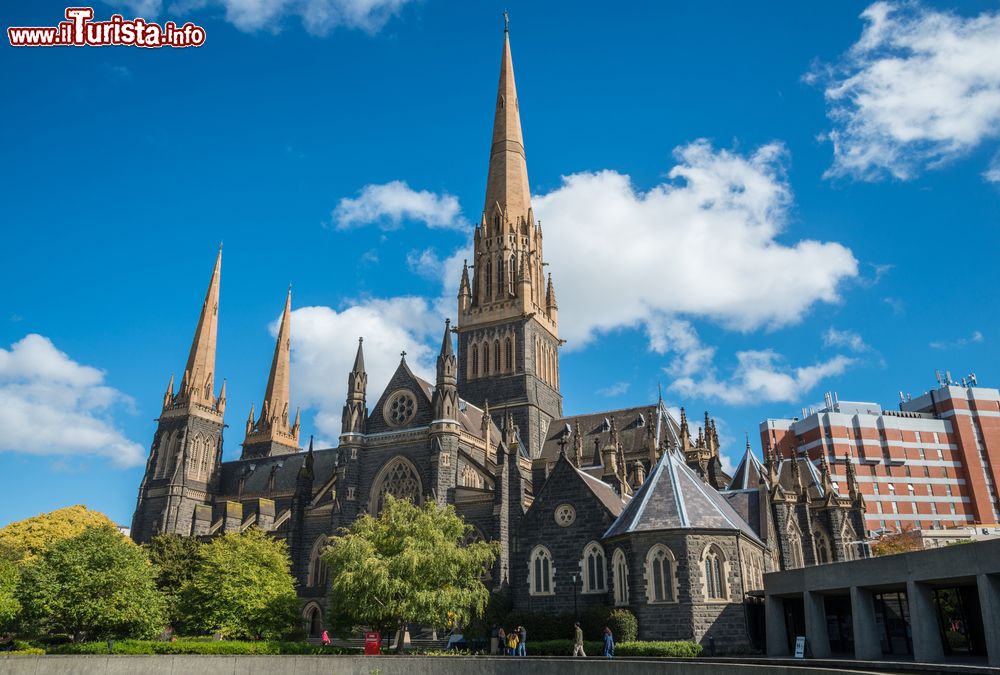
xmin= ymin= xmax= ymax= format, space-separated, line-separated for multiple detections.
xmin=242 ymin=287 xmax=300 ymax=458
xmin=483 ymin=23 xmax=531 ymax=222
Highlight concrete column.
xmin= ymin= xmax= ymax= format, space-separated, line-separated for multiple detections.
xmin=906 ymin=580 xmax=943 ymax=663
xmin=850 ymin=586 xmax=882 ymax=661
xmin=765 ymin=594 xmax=790 ymax=656
xmin=804 ymin=591 xmax=831 ymax=658
xmin=979 ymin=574 xmax=1000 ymax=667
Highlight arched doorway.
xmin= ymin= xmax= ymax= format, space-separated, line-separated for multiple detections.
xmin=304 ymin=603 xmax=323 ymax=638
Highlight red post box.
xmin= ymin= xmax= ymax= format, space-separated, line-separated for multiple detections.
xmin=364 ymin=631 xmax=381 ymax=655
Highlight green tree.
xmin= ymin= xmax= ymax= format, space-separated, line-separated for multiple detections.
xmin=0 ymin=549 xmax=21 ymax=632
xmin=0 ymin=505 xmax=117 ymax=564
xmin=180 ymin=528 xmax=299 ymax=639
xmin=145 ymin=534 xmax=202 ymax=631
xmin=323 ymin=495 xmax=499 ymax=650
xmin=18 ymin=525 xmax=164 ymax=641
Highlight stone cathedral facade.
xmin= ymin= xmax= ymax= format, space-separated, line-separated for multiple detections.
xmin=131 ymin=25 xmax=867 ymax=647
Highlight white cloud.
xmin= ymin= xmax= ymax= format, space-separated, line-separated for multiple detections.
xmin=671 ymin=349 xmax=854 ymax=406
xmin=596 ymin=382 xmax=630 ymax=397
xmin=535 ymin=141 xmax=858 ymax=349
xmin=287 ymin=299 xmax=445 ymax=440
xmin=813 ymin=1 xmax=1000 ymax=181
xmin=986 ymin=152 xmax=1000 ymax=183
xmin=824 ymin=327 xmax=872 ymax=353
xmin=0 ymin=334 xmax=144 ymax=467
xmin=929 ymin=330 xmax=984 ymax=350
xmin=333 ymin=181 xmax=467 ymax=232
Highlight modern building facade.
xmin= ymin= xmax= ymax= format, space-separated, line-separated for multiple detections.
xmin=130 ymin=22 xmax=863 ymax=648
xmin=762 ymin=382 xmax=1000 ymax=535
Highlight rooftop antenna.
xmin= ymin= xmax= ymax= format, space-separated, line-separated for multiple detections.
xmin=970 ymin=372 xmax=978 ymax=386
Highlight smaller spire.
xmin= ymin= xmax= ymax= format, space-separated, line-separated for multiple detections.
xmin=352 ymin=337 xmax=365 ymax=373
xmin=845 ymin=451 xmax=861 ymax=502
xmin=503 ymin=9 xmax=509 ymax=33
xmin=573 ymin=420 xmax=584 ymax=467
xmin=440 ymin=319 xmax=453 ymax=357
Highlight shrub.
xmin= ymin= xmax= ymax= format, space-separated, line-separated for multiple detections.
xmin=46 ymin=638 xmax=361 ymax=655
xmin=9 ymin=647 xmax=45 ymax=655
xmin=607 ymin=608 xmax=638 ymax=642
xmin=616 ymin=640 xmax=703 ymax=657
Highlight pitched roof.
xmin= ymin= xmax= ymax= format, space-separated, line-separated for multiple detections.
xmin=572 ymin=462 xmax=627 ymax=517
xmin=729 ymin=444 xmax=767 ymax=490
xmin=776 ymin=456 xmax=840 ymax=500
xmin=604 ymin=446 xmax=762 ymax=543
xmin=540 ymin=403 xmax=681 ymax=465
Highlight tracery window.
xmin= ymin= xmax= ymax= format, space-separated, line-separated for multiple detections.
xmin=497 ymin=254 xmax=505 ymax=292
xmin=504 ymin=337 xmax=513 ymax=372
xmin=703 ymin=545 xmax=727 ymax=600
xmin=485 ymin=259 xmax=493 ymax=299
xmin=307 ymin=536 xmax=329 ymax=588
xmin=383 ymin=389 xmax=417 ymax=427
xmin=509 ymin=254 xmax=516 ymax=294
xmin=786 ymin=520 xmax=804 ymax=569
xmin=645 ymin=544 xmax=675 ymax=603
xmin=582 ymin=541 xmax=606 ymax=593
xmin=493 ymin=339 xmax=500 ymax=373
xmin=462 ymin=464 xmax=483 ymax=488
xmin=471 ymin=344 xmax=479 ymax=378
xmin=529 ymin=545 xmax=554 ymax=595
xmin=372 ymin=457 xmax=422 ymax=515
xmin=612 ymin=549 xmax=629 ymax=606
xmin=813 ymin=526 xmax=832 ymax=564
xmin=483 ymin=342 xmax=490 ymax=375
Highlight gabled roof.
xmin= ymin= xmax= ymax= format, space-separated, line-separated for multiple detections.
xmin=729 ymin=444 xmax=767 ymax=490
xmin=776 ymin=456 xmax=840 ymax=500
xmin=604 ymin=446 xmax=762 ymax=543
xmin=573 ymin=462 xmax=627 ymax=517
xmin=540 ymin=402 xmax=681 ymax=465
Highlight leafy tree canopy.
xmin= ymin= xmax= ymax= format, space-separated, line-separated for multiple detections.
xmin=145 ymin=534 xmax=203 ymax=630
xmin=18 ymin=525 xmax=164 ymax=641
xmin=871 ymin=529 xmax=923 ymax=557
xmin=0 ymin=554 xmax=21 ymax=632
xmin=324 ymin=496 xmax=499 ymax=646
xmin=0 ymin=505 xmax=117 ymax=564
xmin=180 ymin=528 xmax=299 ymax=640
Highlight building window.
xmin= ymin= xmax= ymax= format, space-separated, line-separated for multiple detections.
xmin=554 ymin=504 xmax=576 ymax=527
xmin=645 ymin=544 xmax=675 ymax=603
xmin=612 ymin=549 xmax=629 ymax=606
xmin=383 ymin=389 xmax=417 ymax=427
xmin=582 ymin=542 xmax=606 ymax=593
xmin=703 ymin=545 xmax=728 ymax=601
xmin=371 ymin=456 xmax=422 ymax=515
xmin=509 ymin=254 xmax=516 ymax=294
xmin=497 ymin=254 xmax=505 ymax=292
xmin=787 ymin=521 xmax=804 ymax=569
xmin=483 ymin=342 xmax=490 ymax=375
xmin=529 ymin=546 xmax=554 ymax=596
xmin=307 ymin=536 xmax=329 ymax=588
xmin=504 ymin=337 xmax=513 ymax=372
xmin=485 ymin=259 xmax=492 ymax=299
xmin=471 ymin=344 xmax=479 ymax=377
xmin=813 ymin=527 xmax=832 ymax=564
xmin=493 ymin=339 xmax=500 ymax=373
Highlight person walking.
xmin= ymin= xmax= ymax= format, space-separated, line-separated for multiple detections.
xmin=602 ymin=626 xmax=615 ymax=659
xmin=498 ymin=626 xmax=507 ymax=655
xmin=517 ymin=625 xmax=527 ymax=656
xmin=572 ymin=622 xmax=586 ymax=657
xmin=321 ymin=630 xmax=330 ymax=646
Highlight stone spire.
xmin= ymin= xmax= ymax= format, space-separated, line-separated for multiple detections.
xmin=170 ymin=247 xmax=224 ymax=415
xmin=458 ymin=260 xmax=472 ymax=313
xmin=342 ymin=338 xmax=367 ymax=435
xmin=242 ymin=288 xmax=300 ymax=457
xmin=845 ymin=452 xmax=862 ymax=504
xmin=483 ymin=21 xmax=530 ymax=223
xmin=433 ymin=319 xmax=458 ymax=420
xmin=573 ymin=420 xmax=584 ymax=468
xmin=545 ymin=272 xmax=558 ymax=321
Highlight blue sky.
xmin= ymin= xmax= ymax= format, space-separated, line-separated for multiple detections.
xmin=2 ymin=0 xmax=998 ymax=527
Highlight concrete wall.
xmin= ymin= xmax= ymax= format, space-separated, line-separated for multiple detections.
xmin=0 ymin=655 xmax=872 ymax=675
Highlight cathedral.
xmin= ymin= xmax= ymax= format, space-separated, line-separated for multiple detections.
xmin=131 ymin=23 xmax=867 ymax=648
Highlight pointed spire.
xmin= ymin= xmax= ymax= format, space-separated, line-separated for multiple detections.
xmin=819 ymin=448 xmax=835 ymax=494
xmin=439 ymin=318 xmax=454 ymax=357
xmin=342 ymin=337 xmax=368 ymax=436
xmin=545 ymin=273 xmax=557 ymax=307
xmin=845 ymin=451 xmax=861 ymax=502
xmin=483 ymin=20 xmax=531 ymax=223
xmin=573 ymin=420 xmax=584 ymax=468
xmin=163 ymin=373 xmax=175 ymax=409
xmin=178 ymin=247 xmax=222 ymax=410
xmin=352 ymin=337 xmax=365 ymax=373
xmin=458 ymin=261 xmax=472 ymax=312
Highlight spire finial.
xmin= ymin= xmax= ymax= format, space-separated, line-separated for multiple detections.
xmin=503 ymin=9 xmax=509 ymax=32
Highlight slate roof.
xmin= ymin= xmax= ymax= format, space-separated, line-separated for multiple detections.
xmin=540 ymin=402 xmax=682 ymax=465
xmin=722 ymin=490 xmax=763 ymax=540
xmin=776 ymin=456 xmax=839 ymax=500
xmin=729 ymin=445 xmax=767 ymax=490
xmin=572 ymin=462 xmax=627 ymax=517
xmin=604 ymin=446 xmax=763 ymax=543
xmin=218 ymin=446 xmax=337 ymax=497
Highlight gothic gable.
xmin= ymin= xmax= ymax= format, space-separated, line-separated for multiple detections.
xmin=366 ymin=358 xmax=435 ymax=433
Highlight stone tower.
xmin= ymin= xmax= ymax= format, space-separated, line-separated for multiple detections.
xmin=131 ymin=248 xmax=226 ymax=543
xmin=456 ymin=22 xmax=562 ymax=456
xmin=242 ymin=287 xmax=301 ymax=459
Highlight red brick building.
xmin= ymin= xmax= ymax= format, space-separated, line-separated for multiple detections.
xmin=761 ymin=377 xmax=1000 ymax=535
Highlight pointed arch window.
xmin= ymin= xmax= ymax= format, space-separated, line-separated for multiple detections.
xmin=308 ymin=536 xmax=329 ymax=588
xmin=471 ymin=343 xmax=479 ymax=378
xmin=841 ymin=521 xmax=859 ymax=561
xmin=482 ymin=342 xmax=490 ymax=375
xmin=703 ymin=544 xmax=728 ymax=601
xmin=645 ymin=544 xmax=676 ymax=603
xmin=493 ymin=339 xmax=500 ymax=373
xmin=612 ymin=548 xmax=629 ymax=606
xmin=509 ymin=254 xmax=516 ymax=294
xmin=504 ymin=337 xmax=513 ymax=372
xmin=497 ymin=253 xmax=505 ymax=292
xmin=813 ymin=524 xmax=832 ymax=564
xmin=485 ymin=259 xmax=493 ymax=299
xmin=529 ymin=545 xmax=554 ymax=596
xmin=786 ymin=520 xmax=804 ymax=569
xmin=371 ymin=456 xmax=422 ymax=515
xmin=582 ymin=542 xmax=606 ymax=593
